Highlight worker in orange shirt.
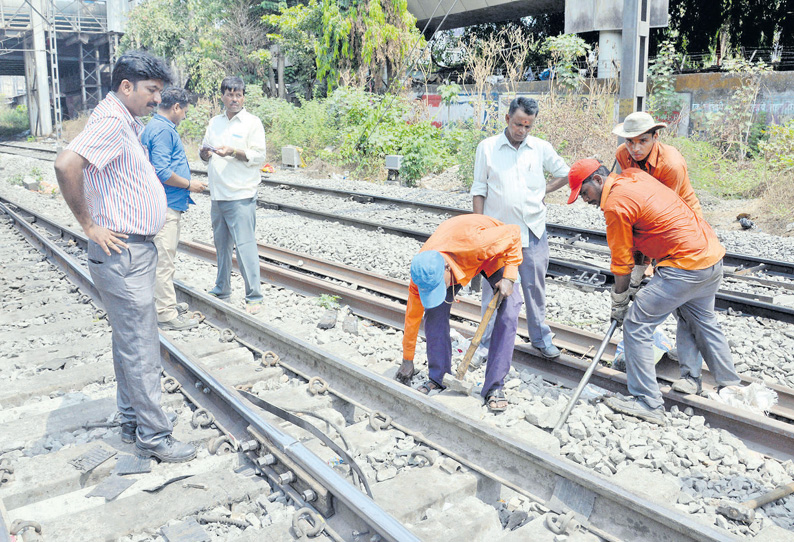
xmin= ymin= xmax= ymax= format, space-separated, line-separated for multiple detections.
xmin=566 ymin=159 xmax=741 ymax=425
xmin=614 ymin=111 xmax=706 ymax=389
xmin=395 ymin=214 xmax=524 ymax=412
xmin=613 ymin=111 xmax=703 ymax=218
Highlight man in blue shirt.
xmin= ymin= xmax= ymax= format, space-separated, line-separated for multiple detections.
xmin=142 ymin=87 xmax=208 ymax=330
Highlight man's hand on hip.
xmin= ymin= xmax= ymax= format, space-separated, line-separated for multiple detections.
xmin=85 ymin=223 xmax=128 ymax=255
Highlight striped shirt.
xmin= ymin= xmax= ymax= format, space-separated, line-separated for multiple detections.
xmin=67 ymin=92 xmax=166 ymax=235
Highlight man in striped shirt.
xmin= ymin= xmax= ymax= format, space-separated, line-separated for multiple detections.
xmin=54 ymin=51 xmax=196 ymax=463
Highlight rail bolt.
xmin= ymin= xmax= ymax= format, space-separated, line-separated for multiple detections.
xmin=262 ymin=350 xmax=280 ymax=367
xmin=191 ymin=408 xmax=215 ymax=428
xmin=307 ymin=376 xmax=329 ymax=395
xmin=162 ymin=377 xmax=181 ymax=393
xmin=219 ymin=328 xmax=236 ymax=342
xmin=257 ymin=454 xmax=276 ymax=467
xmin=369 ymin=411 xmax=392 ymax=431
xmin=279 ymin=471 xmax=295 ymax=484
xmin=302 ymin=489 xmax=317 ymax=502
xmin=291 ymin=507 xmax=325 ymax=538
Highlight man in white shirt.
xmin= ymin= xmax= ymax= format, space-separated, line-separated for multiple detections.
xmin=471 ymin=97 xmax=570 ymax=359
xmin=200 ymin=76 xmax=267 ymax=314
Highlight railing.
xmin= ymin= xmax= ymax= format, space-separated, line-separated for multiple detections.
xmin=0 ymin=2 xmax=108 ymax=34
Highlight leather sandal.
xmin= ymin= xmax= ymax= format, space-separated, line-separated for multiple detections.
xmin=485 ymin=388 xmax=508 ymax=412
xmin=417 ymin=379 xmax=444 ymax=395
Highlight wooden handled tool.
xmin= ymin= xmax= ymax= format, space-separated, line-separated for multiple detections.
xmin=717 ymin=481 xmax=794 ymax=524
xmin=442 ymin=292 xmax=503 ymax=394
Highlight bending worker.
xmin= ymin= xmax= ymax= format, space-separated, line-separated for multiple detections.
xmin=566 ymin=159 xmax=741 ymax=425
xmin=395 ymin=214 xmax=524 ymax=412
xmin=614 ymin=111 xmax=705 ymax=391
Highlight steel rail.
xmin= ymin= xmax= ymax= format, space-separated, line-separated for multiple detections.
xmin=251 ymin=195 xmax=794 ymax=323
xmin=170 ymin=283 xmax=738 ymax=542
xmin=5 ymin=196 xmax=790 ymax=540
xmin=0 ymin=201 xmax=420 ymax=542
xmin=5 ymin=195 xmax=794 ymax=457
xmin=238 ymin=176 xmax=794 ymax=280
xmin=3 ymin=143 xmax=792 ymax=278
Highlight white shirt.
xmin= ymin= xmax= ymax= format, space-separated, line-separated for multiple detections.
xmin=202 ymin=108 xmax=267 ymax=201
xmin=470 ymin=131 xmax=569 ymax=246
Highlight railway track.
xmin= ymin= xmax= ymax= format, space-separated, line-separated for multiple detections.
xmin=5 ymin=192 xmax=794 ymax=462
xmin=3 ymin=143 xmax=792 ymax=322
xmin=3 ymin=183 xmax=785 ymax=540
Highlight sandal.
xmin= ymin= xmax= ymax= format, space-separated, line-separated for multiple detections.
xmin=417 ymin=379 xmax=444 ymax=395
xmin=485 ymin=388 xmax=508 ymax=412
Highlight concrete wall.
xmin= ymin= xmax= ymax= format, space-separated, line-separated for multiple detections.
xmin=675 ymin=71 xmax=794 ymax=126
xmin=418 ymin=71 xmax=794 ymax=132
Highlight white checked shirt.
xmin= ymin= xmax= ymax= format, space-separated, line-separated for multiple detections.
xmin=470 ymin=131 xmax=570 ymax=246
xmin=202 ymin=108 xmax=267 ymax=201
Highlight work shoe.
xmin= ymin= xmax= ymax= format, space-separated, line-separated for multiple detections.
xmin=536 ymin=344 xmax=561 ymax=359
xmin=672 ymin=375 xmax=702 ymax=395
xmin=136 ymin=436 xmax=196 ymax=463
xmin=120 ymin=411 xmax=178 ymax=444
xmin=175 ymin=302 xmax=189 ymax=314
xmin=158 ymin=314 xmax=200 ymax=331
xmin=604 ymin=395 xmax=666 ymax=426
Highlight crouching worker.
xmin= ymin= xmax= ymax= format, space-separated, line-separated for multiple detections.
xmin=566 ymin=159 xmax=741 ymax=426
xmin=395 ymin=215 xmax=524 ymax=412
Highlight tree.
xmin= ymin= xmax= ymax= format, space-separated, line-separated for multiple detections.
xmin=660 ymin=0 xmax=793 ymax=57
xmin=314 ymin=0 xmax=424 ymax=93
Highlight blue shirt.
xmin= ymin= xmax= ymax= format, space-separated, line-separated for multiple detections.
xmin=141 ymin=113 xmax=194 ymax=212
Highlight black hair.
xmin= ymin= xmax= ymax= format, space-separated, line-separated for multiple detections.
xmin=220 ymin=76 xmax=245 ymax=95
xmin=159 ymin=87 xmax=191 ymax=110
xmin=111 ymin=50 xmax=172 ymax=92
xmin=508 ymin=97 xmax=539 ymax=117
xmin=582 ymin=165 xmax=611 ymax=186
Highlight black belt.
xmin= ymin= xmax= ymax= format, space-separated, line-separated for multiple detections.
xmin=124 ymin=234 xmax=156 ymax=243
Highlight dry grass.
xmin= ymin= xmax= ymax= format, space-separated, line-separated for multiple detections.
xmin=61 ymin=112 xmax=91 ymax=142
xmin=759 ymin=173 xmax=794 ymax=234
xmin=534 ymin=79 xmax=618 ymax=165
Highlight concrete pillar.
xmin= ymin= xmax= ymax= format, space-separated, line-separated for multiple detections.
xmin=619 ymin=0 xmax=651 ymax=120
xmin=28 ymin=0 xmax=53 ymax=136
xmin=597 ymin=30 xmax=621 ymax=80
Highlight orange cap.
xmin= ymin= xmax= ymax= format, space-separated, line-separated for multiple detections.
xmin=567 ymin=159 xmax=601 ymax=204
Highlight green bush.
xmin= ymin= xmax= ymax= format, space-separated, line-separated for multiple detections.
xmin=669 ymin=136 xmax=766 ymax=197
xmin=0 ymin=105 xmax=29 ymax=138
xmin=759 ymin=119 xmax=794 ymax=172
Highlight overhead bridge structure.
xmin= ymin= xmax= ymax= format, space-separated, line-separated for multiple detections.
xmin=6 ymin=0 xmax=668 ymax=138
xmin=0 ymin=0 xmax=136 ymax=137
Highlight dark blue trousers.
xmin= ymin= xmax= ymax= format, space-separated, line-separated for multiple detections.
xmin=425 ymin=268 xmax=523 ymax=398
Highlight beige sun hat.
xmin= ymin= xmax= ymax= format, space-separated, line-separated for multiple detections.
xmin=612 ymin=112 xmax=667 ymax=138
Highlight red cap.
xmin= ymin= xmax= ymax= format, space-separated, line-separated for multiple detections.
xmin=567 ymin=159 xmax=601 ymax=204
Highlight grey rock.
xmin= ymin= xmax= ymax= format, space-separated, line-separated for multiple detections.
xmin=317 ymin=310 xmax=338 ymax=329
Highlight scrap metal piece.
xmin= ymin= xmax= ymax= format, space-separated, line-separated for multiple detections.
xmin=143 ymin=474 xmax=192 ymax=493
xmin=69 ymin=446 xmax=116 ymax=473
xmin=86 ymin=474 xmax=135 ymax=501
xmin=113 ymin=454 xmax=152 ymax=475
xmin=161 ymin=518 xmax=210 ymax=542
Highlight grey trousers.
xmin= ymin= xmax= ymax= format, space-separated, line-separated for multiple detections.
xmin=623 ymin=261 xmax=741 ymax=409
xmin=481 ymin=230 xmax=554 ymax=350
xmin=88 ymin=240 xmax=172 ymax=447
xmin=210 ymin=197 xmax=263 ymax=303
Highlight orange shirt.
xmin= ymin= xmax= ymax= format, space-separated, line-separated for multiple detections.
xmin=402 ymin=214 xmax=522 ymax=361
xmin=600 ymin=169 xmax=725 ymax=276
xmin=616 ymin=141 xmax=703 ymax=218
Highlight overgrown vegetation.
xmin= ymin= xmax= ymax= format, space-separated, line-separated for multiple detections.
xmin=0 ymin=105 xmax=29 ymax=138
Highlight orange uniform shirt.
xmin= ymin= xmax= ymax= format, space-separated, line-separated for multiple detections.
xmin=402 ymin=214 xmax=522 ymax=361
xmin=616 ymin=141 xmax=703 ymax=218
xmin=600 ymin=169 xmax=725 ymax=276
